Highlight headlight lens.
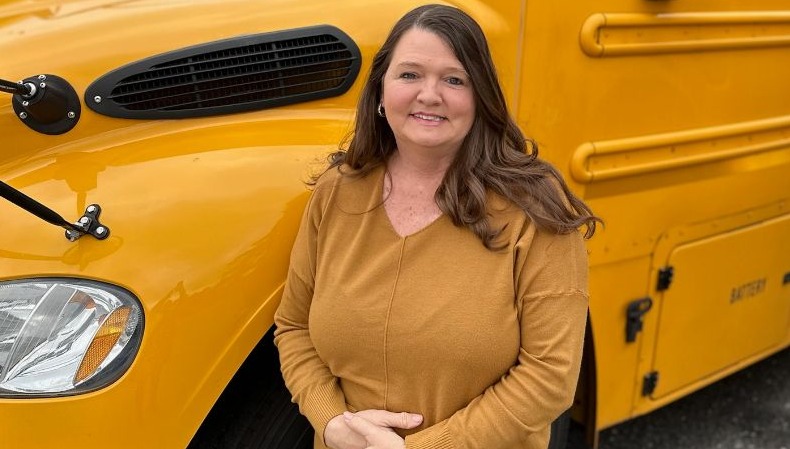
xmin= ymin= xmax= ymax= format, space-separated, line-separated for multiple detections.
xmin=0 ymin=279 xmax=143 ymax=397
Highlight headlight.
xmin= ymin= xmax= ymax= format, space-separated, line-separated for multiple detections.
xmin=0 ymin=279 xmax=143 ymax=397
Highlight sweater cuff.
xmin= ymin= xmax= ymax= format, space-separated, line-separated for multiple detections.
xmin=405 ymin=420 xmax=455 ymax=449
xmin=301 ymin=381 xmax=347 ymax=445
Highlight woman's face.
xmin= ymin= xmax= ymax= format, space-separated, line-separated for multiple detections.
xmin=381 ymin=27 xmax=475 ymax=159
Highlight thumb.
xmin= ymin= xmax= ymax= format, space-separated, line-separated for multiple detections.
xmin=343 ymin=412 xmax=380 ymax=437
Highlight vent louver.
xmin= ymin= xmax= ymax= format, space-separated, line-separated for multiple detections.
xmin=85 ymin=26 xmax=361 ymax=119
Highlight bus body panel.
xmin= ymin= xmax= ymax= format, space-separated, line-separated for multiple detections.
xmin=1 ymin=0 xmax=789 ymax=447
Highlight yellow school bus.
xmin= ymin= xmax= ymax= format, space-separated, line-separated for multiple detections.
xmin=1 ymin=1 xmax=788 ymax=448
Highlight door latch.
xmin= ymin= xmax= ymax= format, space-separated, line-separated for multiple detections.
xmin=626 ymin=297 xmax=653 ymax=343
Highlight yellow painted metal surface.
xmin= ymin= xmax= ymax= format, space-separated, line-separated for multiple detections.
xmin=515 ymin=0 xmax=790 ymax=433
xmin=1 ymin=0 xmax=789 ymax=447
xmin=0 ymin=1 xmax=523 ymax=448
xmin=650 ymin=214 xmax=790 ymax=398
xmin=579 ymin=11 xmax=790 ymax=57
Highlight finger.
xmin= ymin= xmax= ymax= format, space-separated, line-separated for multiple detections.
xmin=357 ymin=410 xmax=423 ymax=429
xmin=343 ymin=412 xmax=381 ymax=438
xmin=393 ymin=411 xmax=423 ymax=429
xmin=324 ymin=415 xmax=367 ymax=449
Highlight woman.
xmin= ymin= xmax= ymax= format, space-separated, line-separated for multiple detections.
xmin=274 ymin=4 xmax=598 ymax=449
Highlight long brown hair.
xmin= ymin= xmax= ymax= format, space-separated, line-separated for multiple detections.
xmin=323 ymin=4 xmax=599 ymax=249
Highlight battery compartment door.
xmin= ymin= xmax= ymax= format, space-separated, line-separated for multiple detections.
xmin=650 ymin=214 xmax=790 ymax=399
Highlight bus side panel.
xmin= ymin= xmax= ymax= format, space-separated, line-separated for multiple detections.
xmin=517 ymin=0 xmax=790 ymax=430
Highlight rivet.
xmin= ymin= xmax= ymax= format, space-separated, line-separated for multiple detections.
xmin=67 ymin=111 xmax=75 ymax=119
xmin=38 ymin=74 xmax=46 ymax=80
xmin=87 ymin=205 xmax=97 ymax=213
xmin=96 ymin=227 xmax=106 ymax=235
xmin=19 ymin=112 xmax=27 ymax=119
xmin=39 ymin=82 xmax=46 ymax=89
xmin=79 ymin=217 xmax=90 ymax=224
xmin=94 ymin=96 xmax=102 ymax=103
xmin=22 ymin=101 xmax=29 ymax=106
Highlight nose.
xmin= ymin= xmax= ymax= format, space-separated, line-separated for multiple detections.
xmin=416 ymin=78 xmax=442 ymax=105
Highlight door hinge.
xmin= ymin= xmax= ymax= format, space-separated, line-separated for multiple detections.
xmin=657 ymin=266 xmax=674 ymax=291
xmin=642 ymin=371 xmax=659 ymax=396
xmin=626 ymin=297 xmax=653 ymax=343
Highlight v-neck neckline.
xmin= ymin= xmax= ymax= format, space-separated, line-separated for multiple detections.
xmin=374 ymin=166 xmax=447 ymax=239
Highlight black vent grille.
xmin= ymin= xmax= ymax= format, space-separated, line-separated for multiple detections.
xmin=86 ymin=26 xmax=361 ymax=119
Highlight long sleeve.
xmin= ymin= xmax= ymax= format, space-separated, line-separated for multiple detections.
xmin=274 ymin=166 xmax=590 ymax=449
xmin=404 ymin=230 xmax=589 ymax=449
xmin=273 ymin=179 xmax=347 ymax=444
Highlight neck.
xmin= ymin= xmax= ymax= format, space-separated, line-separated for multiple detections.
xmin=388 ymin=146 xmax=455 ymax=182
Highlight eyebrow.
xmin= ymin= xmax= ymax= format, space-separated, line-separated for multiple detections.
xmin=394 ymin=61 xmax=468 ymax=75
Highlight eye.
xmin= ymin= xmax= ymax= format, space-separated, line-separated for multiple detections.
xmin=399 ymin=72 xmax=418 ymax=80
xmin=446 ymin=76 xmax=465 ymax=86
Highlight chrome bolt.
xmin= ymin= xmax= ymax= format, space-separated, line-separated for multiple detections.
xmin=79 ymin=217 xmax=90 ymax=224
xmin=39 ymin=82 xmax=46 ymax=89
xmin=95 ymin=226 xmax=106 ymax=235
xmin=38 ymin=74 xmax=46 ymax=80
xmin=22 ymin=101 xmax=29 ymax=106
xmin=67 ymin=111 xmax=75 ymax=119
xmin=94 ymin=96 xmax=102 ymax=103
xmin=87 ymin=205 xmax=97 ymax=213
xmin=19 ymin=112 xmax=27 ymax=119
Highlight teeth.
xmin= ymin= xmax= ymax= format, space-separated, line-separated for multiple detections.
xmin=413 ymin=113 xmax=444 ymax=121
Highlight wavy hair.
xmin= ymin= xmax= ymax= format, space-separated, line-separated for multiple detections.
xmin=322 ymin=4 xmax=599 ymax=249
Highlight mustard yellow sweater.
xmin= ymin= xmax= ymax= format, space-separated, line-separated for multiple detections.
xmin=274 ymin=165 xmax=589 ymax=449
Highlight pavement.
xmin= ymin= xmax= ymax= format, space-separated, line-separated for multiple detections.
xmin=567 ymin=347 xmax=790 ymax=449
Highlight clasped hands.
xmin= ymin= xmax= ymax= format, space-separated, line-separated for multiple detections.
xmin=325 ymin=409 xmax=424 ymax=449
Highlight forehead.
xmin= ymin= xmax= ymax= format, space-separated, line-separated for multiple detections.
xmin=389 ymin=27 xmax=464 ymax=69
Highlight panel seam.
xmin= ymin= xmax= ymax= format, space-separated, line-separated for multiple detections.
xmin=382 ymin=238 xmax=407 ymax=409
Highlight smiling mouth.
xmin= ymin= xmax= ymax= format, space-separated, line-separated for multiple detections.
xmin=411 ymin=113 xmax=446 ymax=122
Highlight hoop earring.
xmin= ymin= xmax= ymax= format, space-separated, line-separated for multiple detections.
xmin=377 ymin=102 xmax=385 ymax=117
